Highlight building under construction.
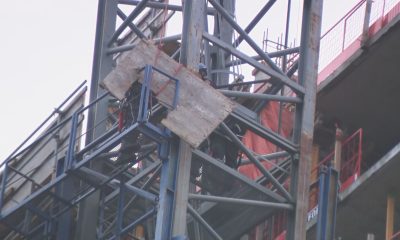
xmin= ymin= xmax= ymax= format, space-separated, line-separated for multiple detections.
xmin=1 ymin=0 xmax=400 ymax=239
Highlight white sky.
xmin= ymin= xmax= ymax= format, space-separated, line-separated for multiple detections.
xmin=0 ymin=0 xmax=359 ymax=161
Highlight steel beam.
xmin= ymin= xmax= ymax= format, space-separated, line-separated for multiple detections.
xmin=78 ymin=8 xmax=121 ymax=235
xmin=169 ymin=0 xmax=205 ymax=237
xmin=1 ymin=1 xmax=329 ymax=240
xmin=77 ymin=167 xmax=158 ymax=202
xmin=208 ymin=0 xmax=290 ymax=82
xmin=189 ymin=193 xmax=293 ymax=209
xmin=187 ymin=204 xmax=223 ymax=240
xmin=286 ymin=0 xmax=323 ymax=239
xmin=219 ymin=90 xmax=302 ymax=103
xmin=192 ymin=149 xmax=285 ymax=202
xmin=220 ymin=123 xmax=293 ymax=202
xmin=232 ymin=0 xmax=276 ymax=47
xmin=154 ymin=140 xmax=178 ymax=240
xmin=104 ymin=161 xmax=161 ymax=202
xmin=203 ymin=32 xmax=305 ymax=94
xmin=118 ymin=0 xmax=216 ymax=15
xmin=225 ymin=47 xmax=300 ymax=67
xmin=230 ymin=108 xmax=298 ymax=153
xmin=240 ymin=151 xmax=290 ymax=166
xmin=104 ymin=165 xmax=161 ymax=236
xmin=108 ymin=0 xmax=150 ymax=46
xmin=315 ymin=167 xmax=339 ymax=240
xmin=116 ymin=8 xmax=147 ymax=39
xmin=213 ymin=0 xmax=235 ymax=86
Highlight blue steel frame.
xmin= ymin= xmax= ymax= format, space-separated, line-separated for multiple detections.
xmin=316 ymin=166 xmax=339 ymax=240
xmin=0 ymin=81 xmax=87 ymax=212
xmin=0 ymin=64 xmax=181 ymax=239
xmin=0 ymin=0 xmax=323 ymax=239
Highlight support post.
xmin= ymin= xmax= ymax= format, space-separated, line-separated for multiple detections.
xmin=115 ymin=180 xmax=126 ymax=239
xmin=287 ymin=0 xmax=323 ymax=239
xmin=315 ymin=167 xmax=339 ymax=240
xmin=333 ymin=126 xmax=343 ymax=171
xmin=155 ymin=141 xmax=178 ymax=240
xmin=214 ymin=0 xmax=235 ymax=86
xmin=386 ymin=194 xmax=395 ymax=240
xmin=76 ymin=0 xmax=117 ymax=239
xmin=171 ymin=0 xmax=205 ymax=237
xmin=361 ymin=0 xmax=373 ymax=48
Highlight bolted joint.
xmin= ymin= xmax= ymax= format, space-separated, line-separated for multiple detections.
xmin=292 ymin=153 xmax=300 ymax=164
xmin=319 ymin=165 xmax=328 ymax=174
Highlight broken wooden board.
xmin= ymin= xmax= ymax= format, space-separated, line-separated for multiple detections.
xmin=101 ymin=40 xmax=236 ymax=148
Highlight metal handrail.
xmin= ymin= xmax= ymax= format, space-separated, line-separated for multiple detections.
xmin=0 ymin=80 xmax=87 ymax=168
xmin=318 ymin=0 xmax=400 ymax=73
xmin=308 ymin=128 xmax=363 ymax=213
xmin=310 ymin=128 xmax=363 ymax=185
xmin=321 ymin=0 xmax=367 ymax=39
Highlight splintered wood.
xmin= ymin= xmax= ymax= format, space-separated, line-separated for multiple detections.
xmin=101 ymin=40 xmax=235 ymax=147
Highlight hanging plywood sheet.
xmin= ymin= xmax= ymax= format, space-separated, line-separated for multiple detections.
xmin=101 ymin=40 xmax=235 ymax=147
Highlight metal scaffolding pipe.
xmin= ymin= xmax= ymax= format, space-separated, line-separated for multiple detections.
xmin=225 ymin=47 xmax=300 ymax=67
xmin=208 ymin=0 xmax=288 ymax=80
xmin=189 ymin=194 xmax=293 ymax=210
xmin=118 ymin=0 xmax=216 ymax=15
xmin=116 ymin=8 xmax=147 ymax=39
xmin=108 ymin=0 xmax=150 ymax=46
xmin=187 ymin=204 xmax=223 ymax=240
xmin=107 ymin=34 xmax=181 ymax=54
xmin=219 ymin=89 xmax=302 ymax=103
xmin=220 ymin=122 xmax=293 ymax=202
xmin=78 ymin=167 xmax=158 ymax=203
xmin=232 ymin=0 xmax=277 ymax=47
xmin=203 ymin=32 xmax=305 ymax=94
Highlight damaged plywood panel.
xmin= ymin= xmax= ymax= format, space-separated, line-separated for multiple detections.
xmin=101 ymin=40 xmax=235 ymax=147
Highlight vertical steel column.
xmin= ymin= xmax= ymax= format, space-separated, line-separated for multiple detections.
xmin=155 ymin=140 xmax=178 ymax=240
xmin=115 ymin=180 xmax=125 ymax=239
xmin=86 ymin=0 xmax=117 ymax=142
xmin=287 ymin=0 xmax=323 ymax=239
xmin=76 ymin=0 xmax=118 ymax=239
xmin=177 ymin=2 xmax=202 ymax=236
xmin=315 ymin=167 xmax=339 ymax=240
xmin=361 ymin=0 xmax=373 ymax=47
xmin=213 ymin=0 xmax=235 ymax=86
xmin=171 ymin=0 xmax=205 ymax=237
xmin=55 ymin=136 xmax=73 ymax=240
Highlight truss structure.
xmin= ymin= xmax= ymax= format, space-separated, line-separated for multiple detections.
xmin=0 ymin=0 xmax=323 ymax=239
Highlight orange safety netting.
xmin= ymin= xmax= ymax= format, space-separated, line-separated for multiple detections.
xmin=239 ymin=101 xmax=293 ymax=180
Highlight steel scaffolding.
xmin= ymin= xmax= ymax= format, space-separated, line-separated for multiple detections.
xmin=0 ymin=0 xmax=323 ymax=239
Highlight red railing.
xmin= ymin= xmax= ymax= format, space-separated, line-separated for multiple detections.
xmin=308 ymin=128 xmax=363 ymax=212
xmin=318 ymin=0 xmax=367 ymax=72
xmin=392 ymin=230 xmax=400 ymax=239
xmin=260 ymin=129 xmax=362 ymax=238
xmin=318 ymin=0 xmax=400 ymax=82
xmin=340 ymin=128 xmax=363 ymax=190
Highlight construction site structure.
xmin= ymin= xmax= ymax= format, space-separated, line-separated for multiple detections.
xmin=1 ymin=0 xmax=400 ymax=239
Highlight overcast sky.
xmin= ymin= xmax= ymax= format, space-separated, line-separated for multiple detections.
xmin=0 ymin=0 xmax=359 ymax=161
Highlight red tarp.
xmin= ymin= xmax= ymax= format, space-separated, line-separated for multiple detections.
xmin=239 ymin=101 xmax=293 ymax=180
